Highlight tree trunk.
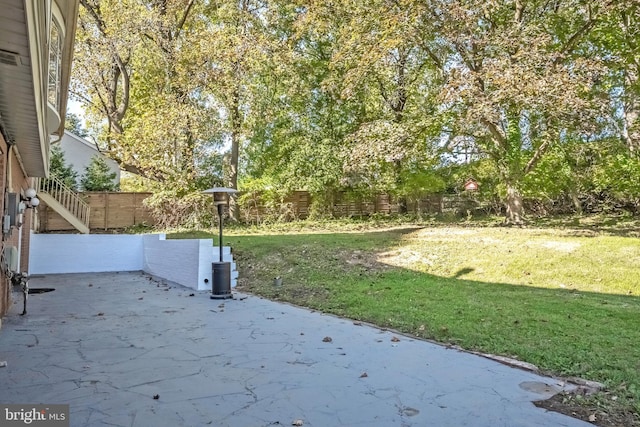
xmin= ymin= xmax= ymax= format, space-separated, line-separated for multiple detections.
xmin=504 ymin=184 xmax=525 ymax=225
xmin=227 ymin=85 xmax=241 ymax=222
xmin=394 ymin=160 xmax=408 ymax=214
xmin=624 ymin=107 xmax=640 ymax=154
xmin=623 ymin=65 xmax=640 ymax=154
xmin=570 ymin=189 xmax=583 ymax=215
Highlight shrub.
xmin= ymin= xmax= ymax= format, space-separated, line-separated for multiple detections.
xmin=143 ymin=190 xmax=216 ymax=229
xmin=81 ymin=156 xmax=118 ymax=191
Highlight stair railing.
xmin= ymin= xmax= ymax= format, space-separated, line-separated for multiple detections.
xmin=34 ymin=176 xmax=91 ymax=228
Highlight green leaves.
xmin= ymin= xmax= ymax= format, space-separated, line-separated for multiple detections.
xmin=49 ymin=145 xmax=78 ymax=190
xmin=80 ymin=156 xmax=118 ymax=191
xmin=71 ymin=0 xmax=640 ymax=221
xmin=74 ymin=0 xmax=224 ymax=187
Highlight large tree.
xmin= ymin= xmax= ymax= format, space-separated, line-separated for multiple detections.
xmin=319 ymin=0 xmax=614 ymax=223
xmin=592 ymin=2 xmax=640 ymax=154
xmin=72 ymin=0 xmax=137 ymax=170
xmin=240 ymin=2 xmax=372 ymax=213
xmin=72 ymin=0 xmax=220 ymax=188
xmin=313 ymin=1 xmax=444 ymax=210
xmin=191 ymin=0 xmax=283 ymax=220
xmin=70 ymin=0 xmax=633 ymax=223
xmin=442 ymin=0 xmax=612 ymax=223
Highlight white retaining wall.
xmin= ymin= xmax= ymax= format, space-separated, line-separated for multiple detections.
xmin=29 ymin=234 xmax=144 ymax=274
xmin=29 ymin=233 xmax=237 ymax=291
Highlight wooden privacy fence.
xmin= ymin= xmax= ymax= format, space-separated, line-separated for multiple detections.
xmin=240 ymin=191 xmax=470 ymax=222
xmin=38 ymin=190 xmax=482 ymax=232
xmin=38 ymin=192 xmax=154 ymax=232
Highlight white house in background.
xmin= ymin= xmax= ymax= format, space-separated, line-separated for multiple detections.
xmin=56 ymin=130 xmax=121 ymax=187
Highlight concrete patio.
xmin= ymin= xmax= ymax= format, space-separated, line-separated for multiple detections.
xmin=0 ymin=272 xmax=592 ymax=426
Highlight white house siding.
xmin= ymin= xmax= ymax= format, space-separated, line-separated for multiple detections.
xmin=57 ymin=131 xmax=121 ymax=187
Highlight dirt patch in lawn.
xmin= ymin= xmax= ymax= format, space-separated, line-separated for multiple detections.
xmin=535 ymin=392 xmax=640 ymax=427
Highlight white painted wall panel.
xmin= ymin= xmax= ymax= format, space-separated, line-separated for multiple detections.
xmin=198 ymin=239 xmax=213 ymax=291
xmin=29 ymin=233 xmax=237 ymax=291
xmin=142 ymin=234 xmax=201 ymax=290
xmin=29 ymin=234 xmax=143 ymax=274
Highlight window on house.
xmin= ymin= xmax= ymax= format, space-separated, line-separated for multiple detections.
xmin=48 ymin=20 xmax=62 ymax=110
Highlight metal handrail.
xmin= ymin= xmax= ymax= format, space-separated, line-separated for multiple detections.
xmin=34 ymin=176 xmax=91 ymax=227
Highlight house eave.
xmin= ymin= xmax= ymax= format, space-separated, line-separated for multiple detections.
xmin=0 ymin=0 xmax=79 ymax=177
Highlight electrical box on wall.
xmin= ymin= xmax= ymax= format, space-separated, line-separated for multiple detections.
xmin=6 ymin=192 xmax=19 ymax=226
xmin=2 ymin=214 xmax=10 ymax=235
xmin=2 ymin=245 xmax=18 ymax=273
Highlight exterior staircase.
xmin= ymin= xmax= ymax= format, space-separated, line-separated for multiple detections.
xmin=35 ymin=176 xmax=90 ymax=234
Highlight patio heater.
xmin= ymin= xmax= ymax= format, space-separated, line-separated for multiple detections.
xmin=202 ymin=187 xmax=238 ymax=299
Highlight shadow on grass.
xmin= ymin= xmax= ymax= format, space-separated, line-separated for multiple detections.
xmin=530 ymin=215 xmax=640 ymax=238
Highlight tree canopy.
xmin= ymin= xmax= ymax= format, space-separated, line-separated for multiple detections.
xmin=70 ymin=0 xmax=640 ymax=223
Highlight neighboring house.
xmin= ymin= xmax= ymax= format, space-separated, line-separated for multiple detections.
xmin=0 ymin=0 xmax=80 ymax=318
xmin=57 ymin=130 xmax=121 ymax=188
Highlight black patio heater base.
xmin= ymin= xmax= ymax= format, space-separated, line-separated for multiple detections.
xmin=210 ymin=261 xmax=233 ymax=299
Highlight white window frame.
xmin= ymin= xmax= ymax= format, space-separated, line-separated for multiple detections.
xmin=48 ymin=5 xmax=65 ymax=111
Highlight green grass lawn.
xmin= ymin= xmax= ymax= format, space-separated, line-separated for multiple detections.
xmin=169 ymin=218 xmax=640 ymax=422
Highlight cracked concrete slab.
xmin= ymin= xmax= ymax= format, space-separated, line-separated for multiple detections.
xmin=0 ymin=272 xmax=592 ymax=427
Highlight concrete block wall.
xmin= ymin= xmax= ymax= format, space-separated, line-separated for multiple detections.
xmin=29 ymin=233 xmax=237 ymax=291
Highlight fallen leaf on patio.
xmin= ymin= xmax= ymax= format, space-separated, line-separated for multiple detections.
xmin=360 ymin=372 xmax=368 ymax=378
xmin=322 ymin=336 xmax=332 ymax=342
xmin=353 ymin=321 xmax=362 ymax=326
xmin=138 ymin=297 xmax=143 ymax=300
xmin=88 ymin=284 xmax=93 ymax=287
xmin=391 ymin=336 xmax=400 ymax=342
xmin=153 ymin=394 xmax=160 ymax=400
xmin=588 ymin=414 xmax=596 ymax=422
xmin=96 ymin=313 xmax=104 ymax=316
xmin=292 ymin=419 xmax=304 ymax=426
xmin=218 ymin=304 xmax=225 ymax=308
